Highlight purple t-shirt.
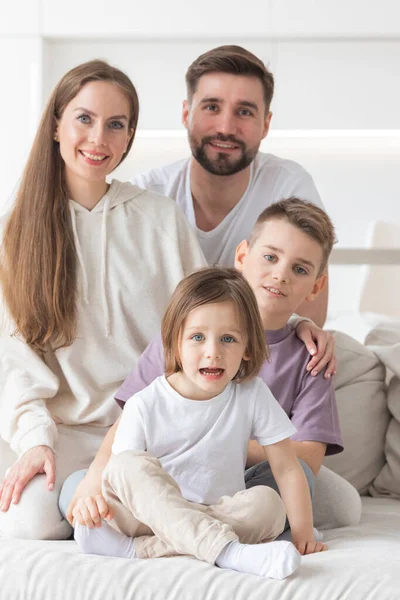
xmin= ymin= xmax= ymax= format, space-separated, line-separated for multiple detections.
xmin=115 ymin=324 xmax=343 ymax=456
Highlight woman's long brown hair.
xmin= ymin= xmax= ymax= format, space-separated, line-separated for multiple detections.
xmin=0 ymin=60 xmax=139 ymax=353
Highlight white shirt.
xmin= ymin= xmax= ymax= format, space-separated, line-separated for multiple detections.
xmin=132 ymin=152 xmax=323 ymax=266
xmin=113 ymin=375 xmax=296 ymax=505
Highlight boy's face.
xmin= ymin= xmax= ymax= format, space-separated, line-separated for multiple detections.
xmin=235 ymin=218 xmax=326 ymax=326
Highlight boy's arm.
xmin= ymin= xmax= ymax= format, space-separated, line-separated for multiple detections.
xmin=246 ymin=439 xmax=326 ymax=476
xmin=263 ymin=439 xmax=327 ymax=554
xmin=66 ymin=418 xmax=120 ymax=526
xmin=291 ymin=441 xmax=327 ymax=476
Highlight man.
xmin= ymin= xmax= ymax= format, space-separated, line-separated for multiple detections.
xmin=133 ymin=45 xmax=327 ymax=327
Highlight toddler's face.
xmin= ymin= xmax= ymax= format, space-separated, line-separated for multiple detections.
xmin=171 ymin=300 xmax=248 ymax=400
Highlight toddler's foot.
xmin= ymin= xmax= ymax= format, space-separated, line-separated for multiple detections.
xmin=216 ymin=539 xmax=301 ymax=580
xmin=74 ymin=520 xmax=136 ymax=559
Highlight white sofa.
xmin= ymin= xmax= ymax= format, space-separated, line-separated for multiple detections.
xmin=0 ymin=327 xmax=399 ymax=600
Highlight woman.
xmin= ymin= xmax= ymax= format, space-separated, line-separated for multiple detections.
xmin=0 ymin=60 xmax=206 ymax=540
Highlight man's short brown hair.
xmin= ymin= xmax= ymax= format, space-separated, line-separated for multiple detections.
xmin=249 ymin=198 xmax=337 ymax=276
xmin=185 ymin=45 xmax=274 ymax=112
xmin=161 ymin=267 xmax=268 ymax=383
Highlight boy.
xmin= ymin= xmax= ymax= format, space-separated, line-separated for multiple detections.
xmin=65 ymin=198 xmax=346 ymax=536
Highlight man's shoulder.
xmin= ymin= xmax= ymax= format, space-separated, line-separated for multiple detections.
xmin=131 ymin=158 xmax=190 ymax=193
xmin=255 ymin=151 xmax=312 ymax=179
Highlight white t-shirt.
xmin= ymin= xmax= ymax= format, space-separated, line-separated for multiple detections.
xmin=132 ymin=152 xmax=323 ymax=266
xmin=112 ymin=375 xmax=296 ymax=505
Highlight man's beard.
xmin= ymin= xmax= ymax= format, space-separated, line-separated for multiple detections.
xmin=188 ymin=133 xmax=258 ymax=176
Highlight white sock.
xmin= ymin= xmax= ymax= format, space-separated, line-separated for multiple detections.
xmin=74 ymin=521 xmax=136 ymax=559
xmin=216 ymin=540 xmax=301 ymax=580
xmin=313 ymin=527 xmax=323 ymax=541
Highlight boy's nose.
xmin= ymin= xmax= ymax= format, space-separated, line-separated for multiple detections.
xmin=272 ymin=269 xmax=289 ymax=284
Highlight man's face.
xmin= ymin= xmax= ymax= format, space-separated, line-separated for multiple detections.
xmin=182 ymin=72 xmax=271 ymax=176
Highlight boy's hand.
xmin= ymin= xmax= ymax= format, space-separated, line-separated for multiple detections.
xmin=295 ymin=321 xmax=336 ymax=379
xmin=293 ymin=539 xmax=328 ymax=555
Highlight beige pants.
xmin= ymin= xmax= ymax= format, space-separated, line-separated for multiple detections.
xmin=103 ymin=450 xmax=286 ymax=564
xmin=0 ymin=424 xmax=109 ymax=540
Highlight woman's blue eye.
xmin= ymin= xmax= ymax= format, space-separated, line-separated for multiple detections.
xmin=192 ymin=334 xmax=204 ymax=341
xmin=221 ymin=335 xmax=235 ymax=343
xmin=109 ymin=121 xmax=124 ymax=129
xmin=77 ymin=114 xmax=91 ymax=124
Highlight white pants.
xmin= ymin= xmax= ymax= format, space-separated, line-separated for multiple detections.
xmin=0 ymin=424 xmax=109 ymax=540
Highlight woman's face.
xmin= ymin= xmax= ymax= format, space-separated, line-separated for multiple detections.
xmin=55 ymin=80 xmax=133 ymax=191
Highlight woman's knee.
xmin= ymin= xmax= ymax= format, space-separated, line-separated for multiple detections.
xmin=0 ymin=475 xmax=72 ymax=540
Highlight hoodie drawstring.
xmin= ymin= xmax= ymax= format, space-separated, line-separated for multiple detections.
xmin=69 ymin=198 xmax=111 ymax=337
xmin=101 ymin=196 xmax=111 ymax=337
xmin=69 ymin=205 xmax=89 ymax=305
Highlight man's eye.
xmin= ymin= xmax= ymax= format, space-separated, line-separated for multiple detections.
xmin=239 ymin=109 xmax=252 ymax=116
xmin=205 ymin=105 xmax=218 ymax=111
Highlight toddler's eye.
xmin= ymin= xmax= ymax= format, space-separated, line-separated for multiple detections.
xmin=192 ymin=334 xmax=204 ymax=342
xmin=221 ymin=335 xmax=235 ymax=343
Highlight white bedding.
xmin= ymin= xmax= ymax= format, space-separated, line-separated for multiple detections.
xmin=0 ymin=497 xmax=398 ymax=600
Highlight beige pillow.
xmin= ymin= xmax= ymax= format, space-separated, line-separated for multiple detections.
xmin=323 ymin=331 xmax=389 ymax=494
xmin=369 ymin=377 xmax=400 ymax=498
xmin=365 ymin=322 xmax=400 ymax=498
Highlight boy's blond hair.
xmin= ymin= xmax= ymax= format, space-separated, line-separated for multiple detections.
xmin=161 ymin=267 xmax=268 ymax=383
xmin=249 ymin=198 xmax=336 ymax=276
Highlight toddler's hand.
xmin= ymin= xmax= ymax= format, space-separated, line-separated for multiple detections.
xmin=72 ymin=494 xmax=113 ymax=529
xmin=293 ymin=539 xmax=328 ymax=555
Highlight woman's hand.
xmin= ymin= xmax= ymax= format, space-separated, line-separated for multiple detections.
xmin=293 ymin=538 xmax=328 ymax=555
xmin=0 ymin=445 xmax=55 ymax=511
xmin=295 ymin=321 xmax=336 ymax=379
xmin=66 ymin=471 xmax=113 ymax=528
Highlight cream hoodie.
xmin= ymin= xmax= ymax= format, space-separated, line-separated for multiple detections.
xmin=0 ymin=180 xmax=206 ymax=457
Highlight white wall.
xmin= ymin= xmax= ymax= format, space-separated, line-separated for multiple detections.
xmin=1 ymin=0 xmax=400 ymax=327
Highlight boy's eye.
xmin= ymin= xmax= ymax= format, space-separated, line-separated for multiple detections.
xmin=294 ymin=266 xmax=308 ymax=275
xmin=77 ymin=114 xmax=91 ymax=124
xmin=221 ymin=335 xmax=235 ymax=343
xmin=191 ymin=334 xmax=204 ymax=342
